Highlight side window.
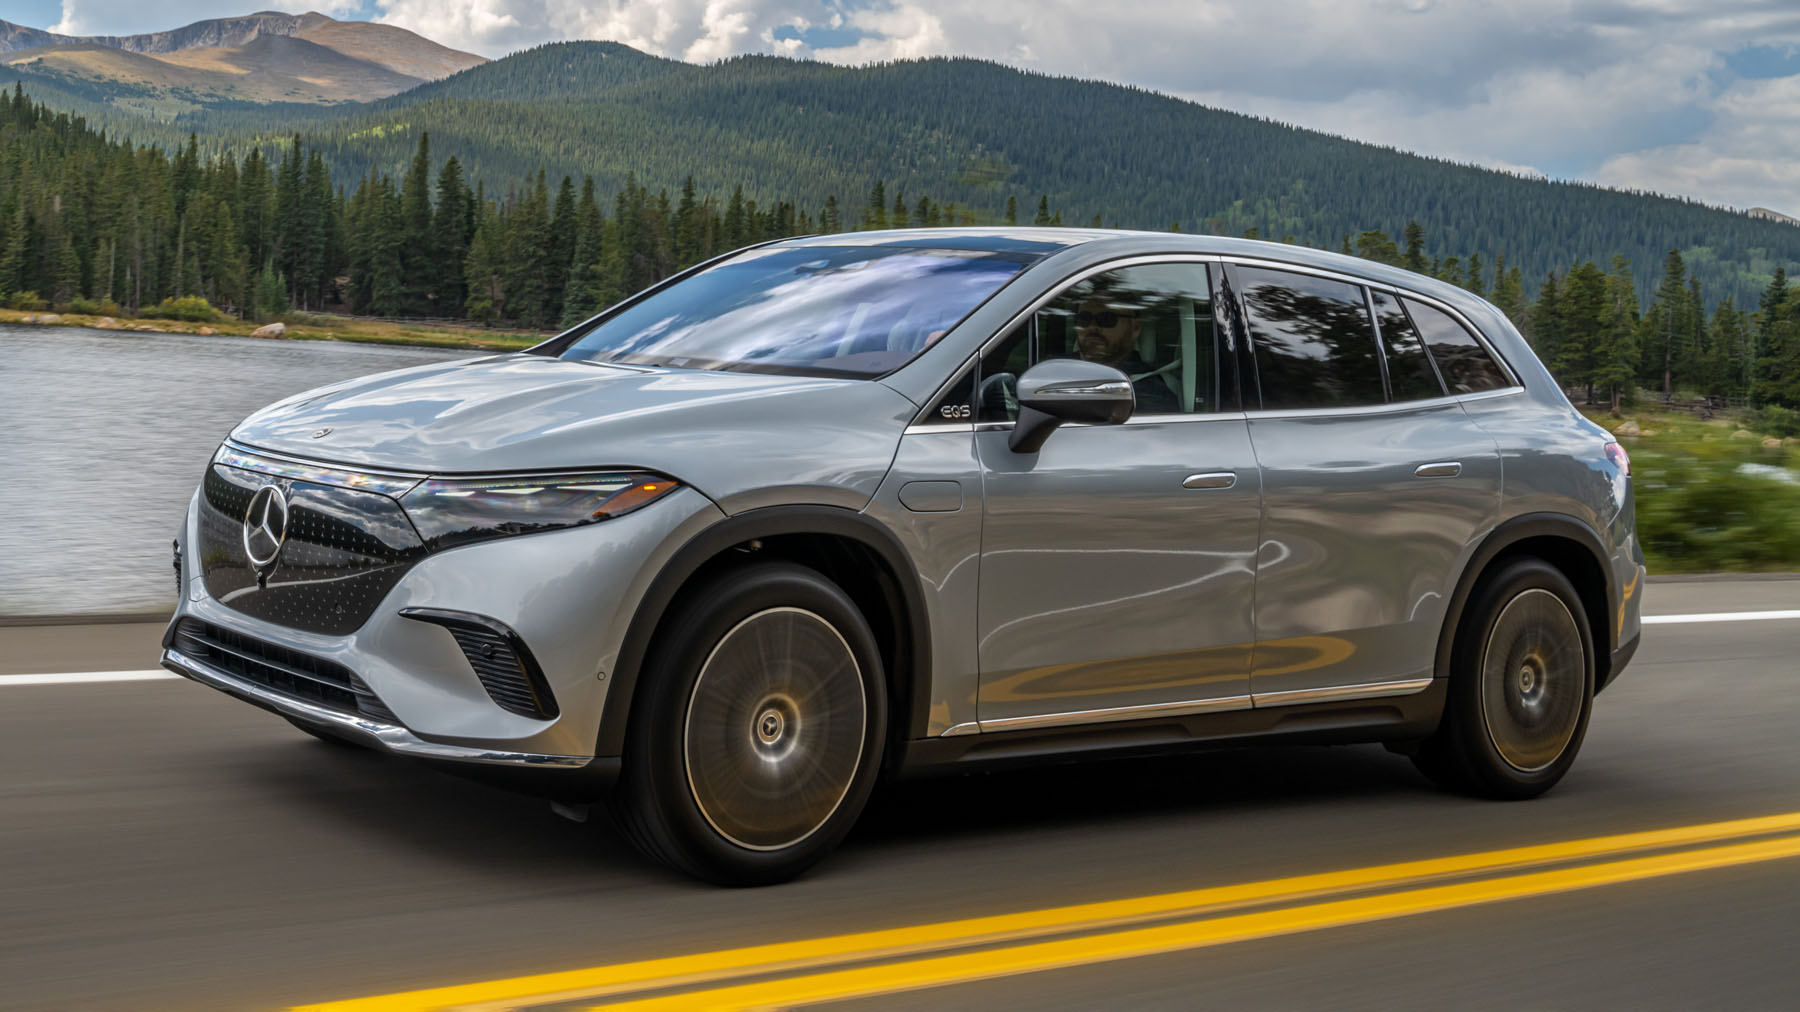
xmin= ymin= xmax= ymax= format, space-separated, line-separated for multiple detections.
xmin=1371 ymin=290 xmax=1445 ymax=401
xmin=1237 ymin=266 xmax=1385 ymax=410
xmin=1403 ymin=298 xmax=1511 ymax=394
xmin=977 ymin=263 xmax=1217 ymax=421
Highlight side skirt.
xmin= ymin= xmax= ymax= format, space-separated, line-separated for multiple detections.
xmin=891 ymin=679 xmax=1446 ymax=779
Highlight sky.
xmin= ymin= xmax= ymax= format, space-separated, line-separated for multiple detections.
xmin=13 ymin=0 xmax=1800 ymax=217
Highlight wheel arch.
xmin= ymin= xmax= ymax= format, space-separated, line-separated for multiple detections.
xmin=596 ymin=505 xmax=931 ymax=760
xmin=1437 ymin=513 xmax=1617 ymax=693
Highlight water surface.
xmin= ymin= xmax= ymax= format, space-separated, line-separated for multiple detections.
xmin=0 ymin=326 xmax=469 ymax=616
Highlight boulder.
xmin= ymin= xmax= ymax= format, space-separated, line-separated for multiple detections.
xmin=1732 ymin=429 xmax=1754 ymax=439
xmin=250 ymin=322 xmax=286 ymax=338
xmin=1764 ymin=437 xmax=1783 ymax=449
xmin=36 ymin=313 xmax=60 ymax=323
xmin=197 ymin=327 xmax=216 ymax=335
xmin=1612 ymin=419 xmax=1641 ymax=436
xmin=93 ymin=316 xmax=122 ymax=330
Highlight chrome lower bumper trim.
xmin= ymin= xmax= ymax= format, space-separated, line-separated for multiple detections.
xmin=161 ymin=646 xmax=591 ymax=769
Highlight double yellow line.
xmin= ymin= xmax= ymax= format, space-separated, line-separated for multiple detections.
xmin=299 ymin=812 xmax=1800 ymax=1012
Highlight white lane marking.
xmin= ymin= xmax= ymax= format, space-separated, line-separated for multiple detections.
xmin=0 ymin=670 xmax=179 ymax=686
xmin=1642 ymin=610 xmax=1800 ymax=625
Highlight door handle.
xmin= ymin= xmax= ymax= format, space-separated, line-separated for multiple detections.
xmin=1414 ymin=461 xmax=1463 ymax=478
xmin=1182 ymin=472 xmax=1237 ymax=489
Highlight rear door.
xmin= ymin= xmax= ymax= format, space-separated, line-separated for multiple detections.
xmin=1229 ymin=263 xmax=1501 ymax=705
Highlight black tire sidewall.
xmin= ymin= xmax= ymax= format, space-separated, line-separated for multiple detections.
xmin=1443 ymin=558 xmax=1596 ymax=798
xmin=622 ymin=561 xmax=887 ymax=885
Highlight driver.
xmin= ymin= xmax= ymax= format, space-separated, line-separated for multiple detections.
xmin=1073 ymin=298 xmax=1178 ymax=413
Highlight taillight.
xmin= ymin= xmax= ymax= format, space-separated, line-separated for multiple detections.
xmin=1604 ymin=441 xmax=1630 ymax=476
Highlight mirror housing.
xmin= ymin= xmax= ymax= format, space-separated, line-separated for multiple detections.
xmin=1008 ymin=359 xmax=1136 ymax=453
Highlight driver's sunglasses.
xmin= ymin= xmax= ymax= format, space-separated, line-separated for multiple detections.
xmin=1075 ymin=310 xmax=1129 ymax=327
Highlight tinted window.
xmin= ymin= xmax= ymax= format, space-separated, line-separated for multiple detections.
xmin=1404 ymin=298 xmax=1510 ymax=394
xmin=977 ymin=263 xmax=1218 ymax=422
xmin=559 ymin=246 xmax=1026 ymax=379
xmin=1371 ymin=290 xmax=1445 ymax=401
xmin=1238 ymin=267 xmax=1384 ymax=410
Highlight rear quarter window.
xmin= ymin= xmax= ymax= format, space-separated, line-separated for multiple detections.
xmin=1403 ymin=298 xmax=1511 ymax=394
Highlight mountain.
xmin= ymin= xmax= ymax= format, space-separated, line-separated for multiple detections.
xmin=183 ymin=41 xmax=1797 ymax=312
xmin=4 ymin=33 xmax=1796 ymax=310
xmin=0 ymin=11 xmax=483 ymax=110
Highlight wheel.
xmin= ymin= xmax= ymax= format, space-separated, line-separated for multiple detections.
xmin=284 ymin=715 xmax=366 ymax=748
xmin=1412 ymin=558 xmax=1594 ymax=799
xmin=613 ymin=562 xmax=887 ymax=885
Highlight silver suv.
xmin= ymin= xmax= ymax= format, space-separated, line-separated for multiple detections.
xmin=164 ymin=230 xmax=1644 ymax=884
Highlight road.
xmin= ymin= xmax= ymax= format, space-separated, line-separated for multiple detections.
xmin=2 ymin=577 xmax=1798 ymax=1010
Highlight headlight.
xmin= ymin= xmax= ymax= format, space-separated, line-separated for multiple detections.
xmin=400 ymin=471 xmax=680 ymax=552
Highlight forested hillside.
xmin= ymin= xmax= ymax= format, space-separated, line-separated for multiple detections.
xmin=133 ymin=41 xmax=1800 ymax=315
xmin=4 ymin=86 xmax=1799 ymax=411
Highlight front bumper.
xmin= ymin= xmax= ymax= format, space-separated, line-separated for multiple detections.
xmin=161 ymin=644 xmax=588 ymax=766
xmin=166 ymin=481 xmax=724 ymax=767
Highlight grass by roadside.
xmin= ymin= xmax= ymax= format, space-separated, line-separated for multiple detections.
xmin=1584 ymin=404 xmax=1800 ymax=574
xmin=0 ymin=307 xmax=548 ymax=352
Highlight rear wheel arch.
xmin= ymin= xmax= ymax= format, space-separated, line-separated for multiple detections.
xmin=597 ymin=506 xmax=929 ymax=761
xmin=1438 ymin=514 xmax=1616 ymax=691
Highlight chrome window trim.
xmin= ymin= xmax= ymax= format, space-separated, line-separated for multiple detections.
xmin=1251 ymin=676 xmax=1434 ymax=708
xmin=902 ymin=422 xmax=976 ymax=436
xmin=1457 ymin=386 xmax=1527 ymax=404
xmin=1244 ymin=395 xmax=1465 ymax=421
xmin=1227 ymin=255 xmax=1522 ymax=388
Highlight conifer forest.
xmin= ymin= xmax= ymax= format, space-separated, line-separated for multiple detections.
xmin=2 ymin=85 xmax=1798 ymax=409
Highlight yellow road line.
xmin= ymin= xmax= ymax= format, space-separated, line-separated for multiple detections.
xmin=592 ymin=833 xmax=1800 ymax=1011
xmin=296 ymin=811 xmax=1800 ymax=1011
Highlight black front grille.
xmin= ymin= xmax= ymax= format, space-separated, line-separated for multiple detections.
xmin=199 ymin=464 xmax=426 ymax=635
xmin=173 ymin=618 xmax=395 ymax=721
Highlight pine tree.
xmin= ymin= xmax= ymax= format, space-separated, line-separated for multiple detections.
xmin=561 ymin=176 xmax=605 ymax=327
xmin=1004 ymin=195 xmax=1016 ymax=226
xmin=820 ymin=194 xmax=840 ymax=233
xmin=1402 ymin=221 xmax=1427 ymax=274
xmin=432 ymin=156 xmax=470 ymax=317
xmin=1033 ymin=195 xmax=1051 ymax=226
xmin=866 ymin=181 xmax=887 ymax=230
xmin=464 ymin=200 xmax=505 ymax=324
xmin=546 ymin=175 xmax=578 ymax=319
xmin=399 ymin=133 xmax=435 ymax=313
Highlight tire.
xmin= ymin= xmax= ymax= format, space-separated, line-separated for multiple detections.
xmin=284 ymin=715 xmax=366 ymax=748
xmin=1412 ymin=558 xmax=1595 ymax=799
xmin=612 ymin=561 xmax=887 ymax=885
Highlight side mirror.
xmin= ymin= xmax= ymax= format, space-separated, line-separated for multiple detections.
xmin=1008 ymin=359 xmax=1135 ymax=453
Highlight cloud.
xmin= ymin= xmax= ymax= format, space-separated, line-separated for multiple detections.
xmin=49 ymin=2 xmax=366 ymax=36
xmin=1594 ymin=72 xmax=1800 ymax=214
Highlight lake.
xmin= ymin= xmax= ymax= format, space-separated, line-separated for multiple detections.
xmin=0 ymin=326 xmax=469 ymax=617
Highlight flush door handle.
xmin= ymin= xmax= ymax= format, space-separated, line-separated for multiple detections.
xmin=1414 ymin=461 xmax=1463 ymax=478
xmin=1182 ymin=472 xmax=1237 ymax=490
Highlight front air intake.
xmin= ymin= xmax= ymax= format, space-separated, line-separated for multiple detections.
xmin=399 ymin=608 xmax=560 ymax=720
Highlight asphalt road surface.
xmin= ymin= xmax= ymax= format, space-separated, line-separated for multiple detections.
xmin=3 ymin=578 xmax=1798 ymax=1010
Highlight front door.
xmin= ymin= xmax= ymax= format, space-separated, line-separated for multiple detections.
xmin=974 ymin=262 xmax=1263 ymax=730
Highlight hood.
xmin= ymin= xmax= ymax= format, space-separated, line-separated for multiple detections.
xmin=229 ymin=354 xmax=920 ymax=513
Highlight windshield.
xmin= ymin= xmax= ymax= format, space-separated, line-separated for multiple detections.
xmin=556 ymin=246 xmax=1030 ymax=378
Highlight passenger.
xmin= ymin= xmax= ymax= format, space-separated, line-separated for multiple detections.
xmin=1072 ymin=298 xmax=1178 ymax=412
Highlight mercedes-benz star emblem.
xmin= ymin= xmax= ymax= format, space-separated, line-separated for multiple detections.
xmin=243 ymin=484 xmax=290 ymax=571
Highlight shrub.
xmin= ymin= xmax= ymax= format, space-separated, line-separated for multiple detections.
xmin=1634 ymin=449 xmax=1800 ymax=573
xmin=65 ymin=296 xmax=121 ymax=316
xmin=138 ymin=295 xmax=226 ymax=323
xmin=1756 ymin=405 xmax=1800 ymax=439
xmin=6 ymin=290 xmax=47 ymax=311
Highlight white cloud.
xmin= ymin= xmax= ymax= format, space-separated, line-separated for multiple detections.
xmin=1594 ymin=73 xmax=1800 ymax=214
xmin=51 ymin=2 xmax=384 ymax=37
